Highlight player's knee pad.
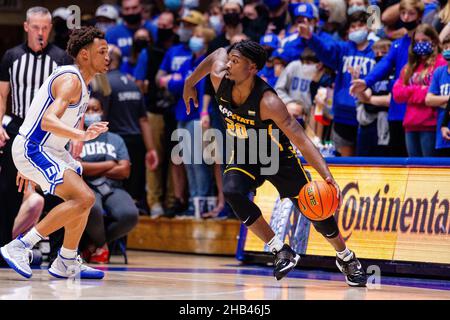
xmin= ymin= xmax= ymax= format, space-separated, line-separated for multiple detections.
xmin=310 ymin=216 xmax=339 ymax=239
xmin=223 ymin=190 xmax=262 ymax=226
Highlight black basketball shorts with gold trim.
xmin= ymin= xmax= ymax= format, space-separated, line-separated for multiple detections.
xmin=223 ymin=148 xmax=310 ymax=199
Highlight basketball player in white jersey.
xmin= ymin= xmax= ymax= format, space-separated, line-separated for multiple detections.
xmin=0 ymin=27 xmax=110 ymax=279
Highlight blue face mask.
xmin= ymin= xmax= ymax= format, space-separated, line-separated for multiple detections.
xmin=178 ymin=26 xmax=193 ymax=43
xmin=84 ymin=113 xmax=102 ymax=127
xmin=189 ymin=36 xmax=204 ymax=53
xmin=209 ymin=15 xmax=223 ymax=34
xmin=443 ymin=49 xmax=450 ymax=61
xmin=348 ymin=29 xmax=368 ymax=44
xmin=164 ymin=0 xmax=181 ymax=11
xmin=413 ymin=41 xmax=433 ymax=56
xmin=347 ymin=5 xmax=367 ymax=15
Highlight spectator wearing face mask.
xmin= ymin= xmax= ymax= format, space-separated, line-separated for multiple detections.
xmin=317 ymin=0 xmax=348 ymax=41
xmin=167 ymin=27 xmax=217 ymax=216
xmin=134 ymin=11 xmax=180 ymax=217
xmin=105 ymin=45 xmax=159 ymax=207
xmin=299 ymin=11 xmax=376 ymax=156
xmin=95 ymin=4 xmax=119 ymax=34
xmin=207 ymin=2 xmax=225 ymax=35
xmin=263 ymin=0 xmax=288 ymax=35
xmin=79 ymin=97 xmax=139 ymax=264
xmin=106 ymin=0 xmax=157 ymax=70
xmin=351 ymin=0 xmax=425 ymax=157
xmin=346 ymin=0 xmax=381 ymax=42
xmin=258 ymin=33 xmax=281 ymax=87
xmin=393 ymin=24 xmax=446 ymax=157
xmin=155 ymin=10 xmax=205 ymax=217
xmin=275 ymin=48 xmax=319 ymax=128
xmin=242 ymin=2 xmax=270 ymax=42
xmin=352 ymin=39 xmax=393 ymax=156
xmin=426 ymin=33 xmax=450 ymax=157
xmin=123 ymin=28 xmax=151 ymax=77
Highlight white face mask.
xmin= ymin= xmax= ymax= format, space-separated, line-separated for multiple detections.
xmin=209 ymin=15 xmax=224 ymax=34
xmin=301 ymin=63 xmax=318 ymax=77
xmin=84 ymin=113 xmax=102 ymax=127
xmin=178 ymin=25 xmax=193 ymax=43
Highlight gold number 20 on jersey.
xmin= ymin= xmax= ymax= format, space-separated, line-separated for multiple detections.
xmin=225 ymin=118 xmax=248 ymax=139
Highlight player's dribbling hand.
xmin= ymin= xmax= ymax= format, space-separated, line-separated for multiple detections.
xmin=183 ymin=85 xmax=198 ymax=115
xmin=16 ymin=172 xmax=35 ymax=193
xmin=0 ymin=126 xmax=10 ymax=148
xmin=83 ymin=121 xmax=109 ymax=141
xmin=326 ymin=176 xmax=342 ymax=210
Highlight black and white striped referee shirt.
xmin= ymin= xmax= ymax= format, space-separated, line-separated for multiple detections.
xmin=0 ymin=43 xmax=72 ymax=119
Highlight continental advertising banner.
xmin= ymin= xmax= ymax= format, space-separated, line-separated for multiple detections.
xmin=243 ymin=165 xmax=450 ymax=265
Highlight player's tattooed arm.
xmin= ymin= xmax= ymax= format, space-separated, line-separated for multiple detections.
xmin=260 ymin=91 xmax=337 ymax=182
xmin=41 ymin=74 xmax=108 ymax=141
xmin=184 ymin=48 xmax=228 ymax=114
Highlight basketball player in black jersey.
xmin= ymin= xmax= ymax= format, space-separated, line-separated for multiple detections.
xmin=183 ymin=40 xmax=367 ymax=286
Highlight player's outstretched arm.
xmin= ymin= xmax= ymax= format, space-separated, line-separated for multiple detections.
xmin=184 ymin=48 xmax=228 ymax=114
xmin=41 ymin=74 xmax=108 ymax=141
xmin=260 ymin=91 xmax=342 ymax=205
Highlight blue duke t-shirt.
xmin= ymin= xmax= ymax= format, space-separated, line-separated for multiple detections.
xmin=80 ymin=132 xmax=130 ymax=187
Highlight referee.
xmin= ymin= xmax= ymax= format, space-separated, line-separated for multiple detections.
xmin=0 ymin=6 xmax=72 ymax=265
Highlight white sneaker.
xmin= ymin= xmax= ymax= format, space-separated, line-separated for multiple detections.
xmin=48 ymin=251 xmax=105 ymax=279
xmin=150 ymin=203 xmax=164 ymax=217
xmin=0 ymin=236 xmax=33 ymax=279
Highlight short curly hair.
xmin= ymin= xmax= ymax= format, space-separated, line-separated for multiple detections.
xmin=66 ymin=26 xmax=105 ymax=58
xmin=227 ymin=40 xmax=267 ymax=71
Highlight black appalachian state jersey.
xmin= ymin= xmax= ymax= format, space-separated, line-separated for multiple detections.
xmin=215 ymin=76 xmax=294 ymax=164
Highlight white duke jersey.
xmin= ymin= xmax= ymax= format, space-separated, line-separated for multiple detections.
xmin=19 ymin=65 xmax=90 ymax=150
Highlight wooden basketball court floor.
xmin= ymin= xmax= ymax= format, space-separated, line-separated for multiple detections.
xmin=1 ymin=250 xmax=449 ymax=300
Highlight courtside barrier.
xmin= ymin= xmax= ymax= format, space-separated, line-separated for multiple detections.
xmin=237 ymin=157 xmax=450 ymax=277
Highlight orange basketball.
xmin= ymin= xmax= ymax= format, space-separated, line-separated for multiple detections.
xmin=298 ymin=181 xmax=338 ymax=221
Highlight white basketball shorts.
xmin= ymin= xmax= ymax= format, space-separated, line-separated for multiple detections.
xmin=12 ymin=134 xmax=82 ymax=195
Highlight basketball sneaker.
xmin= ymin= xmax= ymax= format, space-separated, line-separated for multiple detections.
xmin=335 ymin=251 xmax=367 ymax=287
xmin=273 ymin=244 xmax=301 ymax=280
xmin=0 ymin=236 xmax=33 ymax=279
xmin=48 ymin=250 xmax=104 ymax=279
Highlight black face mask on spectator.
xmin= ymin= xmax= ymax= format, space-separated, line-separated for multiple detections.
xmin=122 ymin=12 xmax=142 ymax=25
xmin=399 ymin=19 xmax=418 ymax=31
xmin=134 ymin=39 xmax=149 ymax=52
xmin=270 ymin=12 xmax=286 ymax=33
xmin=157 ymin=28 xmax=175 ymax=42
xmin=223 ymin=12 xmax=241 ymax=27
xmin=319 ymin=8 xmax=330 ymax=22
xmin=242 ymin=16 xmax=261 ymax=30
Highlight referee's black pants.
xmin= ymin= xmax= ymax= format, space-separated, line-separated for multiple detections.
xmin=0 ymin=118 xmax=23 ymax=266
